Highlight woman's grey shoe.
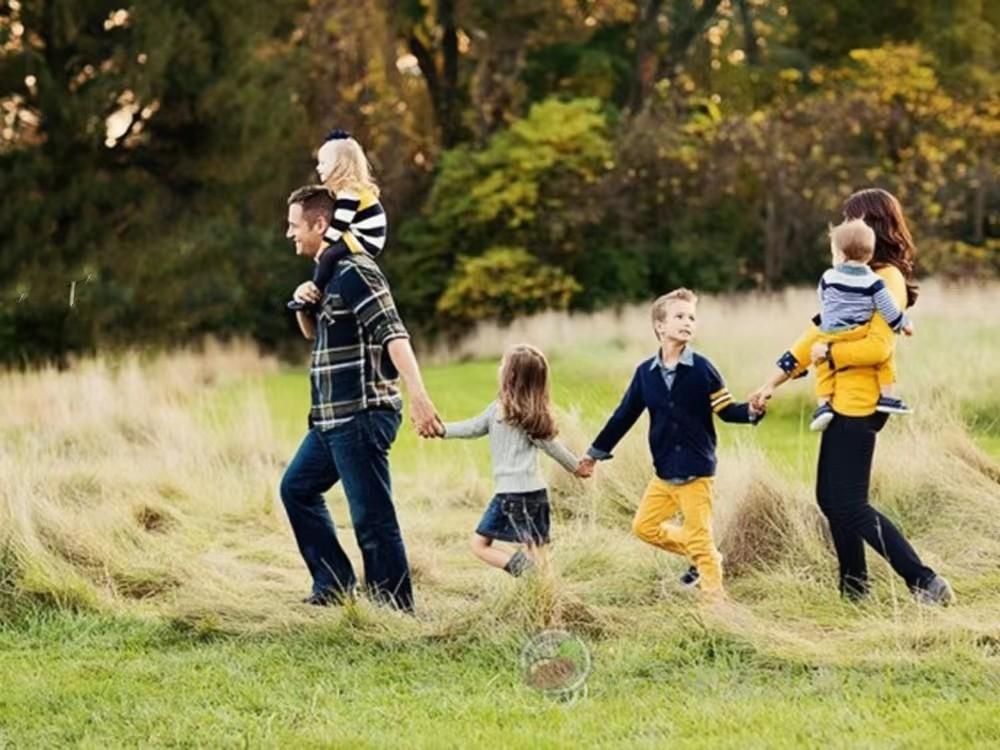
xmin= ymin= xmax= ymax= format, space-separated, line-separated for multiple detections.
xmin=913 ymin=575 xmax=955 ymax=606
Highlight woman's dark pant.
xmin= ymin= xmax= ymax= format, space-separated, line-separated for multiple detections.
xmin=279 ymin=410 xmax=414 ymax=611
xmin=816 ymin=412 xmax=935 ymax=598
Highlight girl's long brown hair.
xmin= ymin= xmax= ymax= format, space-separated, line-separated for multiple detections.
xmin=499 ymin=344 xmax=558 ymax=441
xmin=842 ymin=188 xmax=919 ymax=307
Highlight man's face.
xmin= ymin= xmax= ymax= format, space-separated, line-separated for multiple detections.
xmin=655 ymin=300 xmax=697 ymax=345
xmin=286 ymin=203 xmax=325 ymax=258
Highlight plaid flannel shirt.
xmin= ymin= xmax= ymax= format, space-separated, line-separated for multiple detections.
xmin=309 ymin=254 xmax=409 ymax=429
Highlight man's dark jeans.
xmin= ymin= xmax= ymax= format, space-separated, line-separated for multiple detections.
xmin=280 ymin=410 xmax=414 ymax=611
xmin=816 ymin=412 xmax=935 ymax=599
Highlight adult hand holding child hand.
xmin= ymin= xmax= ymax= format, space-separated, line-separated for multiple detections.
xmin=410 ymin=394 xmax=444 ymax=438
xmin=748 ymin=385 xmax=773 ymax=414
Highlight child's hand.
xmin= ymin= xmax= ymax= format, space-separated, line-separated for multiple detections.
xmin=293 ymin=281 xmax=321 ymax=306
xmin=902 ymin=320 xmax=914 ymax=336
xmin=575 ymin=457 xmax=596 ymax=478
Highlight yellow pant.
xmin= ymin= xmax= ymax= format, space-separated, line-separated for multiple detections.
xmin=815 ymin=327 xmax=895 ymax=399
xmin=632 ymin=477 xmax=722 ymax=593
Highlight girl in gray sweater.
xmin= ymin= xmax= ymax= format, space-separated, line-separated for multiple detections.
xmin=442 ymin=344 xmax=584 ymax=576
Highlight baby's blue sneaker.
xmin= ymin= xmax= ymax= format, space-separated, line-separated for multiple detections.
xmin=810 ymin=403 xmax=835 ymax=432
xmin=876 ymin=396 xmax=913 ymax=415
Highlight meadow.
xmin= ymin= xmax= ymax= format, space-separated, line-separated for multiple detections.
xmin=1 ymin=284 xmax=999 ymax=748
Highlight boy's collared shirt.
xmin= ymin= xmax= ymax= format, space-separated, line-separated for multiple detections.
xmin=587 ymin=347 xmax=761 ymax=481
xmin=655 ymin=344 xmax=694 ymax=392
xmin=308 ymin=254 xmax=409 ymax=430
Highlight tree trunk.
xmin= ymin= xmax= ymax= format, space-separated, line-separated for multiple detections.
xmin=630 ymin=0 xmax=664 ymax=111
xmin=658 ymin=0 xmax=723 ymax=81
xmin=736 ymin=0 xmax=760 ymax=67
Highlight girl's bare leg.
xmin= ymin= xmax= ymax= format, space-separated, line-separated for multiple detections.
xmin=471 ymin=533 xmax=511 ymax=569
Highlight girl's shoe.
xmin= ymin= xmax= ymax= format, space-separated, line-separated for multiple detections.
xmin=504 ymin=549 xmax=534 ymax=577
xmin=876 ymin=396 xmax=913 ymax=415
xmin=810 ymin=403 xmax=835 ymax=432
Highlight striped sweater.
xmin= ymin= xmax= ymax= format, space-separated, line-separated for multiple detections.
xmin=323 ymin=187 xmax=388 ymax=258
xmin=818 ymin=262 xmax=909 ymax=333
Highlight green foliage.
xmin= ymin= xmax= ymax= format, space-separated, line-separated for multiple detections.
xmin=436 ymin=247 xmax=581 ymax=325
xmin=390 ymin=97 xmax=612 ymax=326
xmin=0 ymin=0 xmax=310 ymax=364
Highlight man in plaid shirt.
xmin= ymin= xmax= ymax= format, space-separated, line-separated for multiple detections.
xmin=280 ymin=185 xmax=443 ymax=612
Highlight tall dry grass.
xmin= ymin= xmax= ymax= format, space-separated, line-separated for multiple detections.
xmin=1 ymin=292 xmax=999 ymax=667
xmin=426 ymin=280 xmax=1000 ymax=404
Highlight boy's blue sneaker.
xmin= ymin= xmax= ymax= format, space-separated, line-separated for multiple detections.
xmin=810 ymin=403 xmax=835 ymax=432
xmin=679 ymin=565 xmax=700 ymax=588
xmin=876 ymin=396 xmax=913 ymax=415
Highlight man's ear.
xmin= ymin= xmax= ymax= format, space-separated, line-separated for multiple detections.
xmin=310 ymin=215 xmax=331 ymax=235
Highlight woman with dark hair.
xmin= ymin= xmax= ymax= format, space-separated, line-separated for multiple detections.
xmin=750 ymin=188 xmax=953 ymax=605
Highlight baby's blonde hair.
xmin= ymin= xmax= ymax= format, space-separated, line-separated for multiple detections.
xmin=829 ymin=218 xmax=875 ymax=263
xmin=320 ymin=137 xmax=380 ymax=198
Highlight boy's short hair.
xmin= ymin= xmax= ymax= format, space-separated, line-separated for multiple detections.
xmin=287 ymin=185 xmax=335 ymax=225
xmin=651 ymin=288 xmax=698 ymax=331
xmin=830 ymin=218 xmax=875 ymax=262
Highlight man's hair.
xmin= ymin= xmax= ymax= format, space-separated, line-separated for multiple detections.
xmin=651 ymin=288 xmax=698 ymax=331
xmin=830 ymin=218 xmax=875 ymax=263
xmin=287 ymin=185 xmax=336 ymax=225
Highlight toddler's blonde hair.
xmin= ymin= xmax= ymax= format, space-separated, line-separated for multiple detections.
xmin=320 ymin=137 xmax=380 ymax=198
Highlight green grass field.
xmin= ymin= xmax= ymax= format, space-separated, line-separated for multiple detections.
xmin=2 ymin=288 xmax=999 ymax=748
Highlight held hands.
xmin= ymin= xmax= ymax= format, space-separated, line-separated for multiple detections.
xmin=748 ymin=384 xmax=774 ymax=414
xmin=293 ymin=281 xmax=321 ymax=306
xmin=410 ymin=393 xmax=445 ymax=438
xmin=575 ymin=456 xmax=596 ymax=479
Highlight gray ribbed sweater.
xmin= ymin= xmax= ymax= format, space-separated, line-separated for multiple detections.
xmin=443 ymin=401 xmax=579 ymax=493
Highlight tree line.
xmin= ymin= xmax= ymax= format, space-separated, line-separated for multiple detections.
xmin=1 ymin=0 xmax=997 ymax=363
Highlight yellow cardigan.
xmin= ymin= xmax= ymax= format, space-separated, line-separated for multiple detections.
xmin=787 ymin=265 xmax=906 ymax=417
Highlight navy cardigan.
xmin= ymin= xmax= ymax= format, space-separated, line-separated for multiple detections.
xmin=590 ymin=351 xmax=760 ymax=480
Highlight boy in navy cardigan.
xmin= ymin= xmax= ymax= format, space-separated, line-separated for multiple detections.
xmin=577 ymin=288 xmax=764 ymax=596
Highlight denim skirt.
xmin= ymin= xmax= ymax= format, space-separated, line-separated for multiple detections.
xmin=475 ymin=489 xmax=551 ymax=545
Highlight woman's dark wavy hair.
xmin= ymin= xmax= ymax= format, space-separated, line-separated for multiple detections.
xmin=842 ymin=188 xmax=919 ymax=307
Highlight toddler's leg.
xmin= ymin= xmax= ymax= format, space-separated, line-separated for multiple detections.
xmin=877 ymin=351 xmax=896 ymax=392
xmin=815 ymin=358 xmax=835 ymax=403
xmin=875 ymin=351 xmax=912 ymax=414
xmin=811 ymin=356 xmax=836 ymax=431
xmin=632 ymin=479 xmax=685 ymax=556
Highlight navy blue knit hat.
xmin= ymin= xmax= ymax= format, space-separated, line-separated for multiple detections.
xmin=324 ymin=128 xmax=352 ymax=142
